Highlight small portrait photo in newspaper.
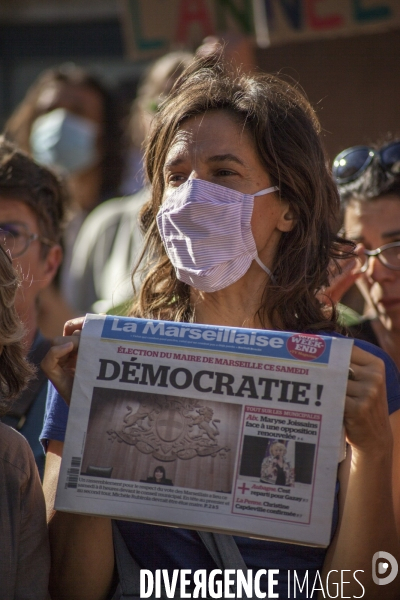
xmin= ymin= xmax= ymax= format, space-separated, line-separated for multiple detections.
xmin=238 ymin=435 xmax=316 ymax=488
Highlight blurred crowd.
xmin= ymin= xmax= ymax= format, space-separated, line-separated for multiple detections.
xmin=1 ymin=32 xmax=400 ymax=599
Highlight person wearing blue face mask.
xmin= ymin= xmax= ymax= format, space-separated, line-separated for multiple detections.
xmin=30 ymin=106 xmax=100 ymax=176
xmin=5 ymin=63 xmax=126 ymax=336
xmin=40 ymin=58 xmax=400 ymax=599
xmin=5 ymin=64 xmax=124 ymax=213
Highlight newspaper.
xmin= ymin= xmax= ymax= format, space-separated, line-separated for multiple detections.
xmin=55 ymin=314 xmax=353 ymax=547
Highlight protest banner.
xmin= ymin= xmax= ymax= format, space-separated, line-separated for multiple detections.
xmin=119 ymin=0 xmax=400 ymax=59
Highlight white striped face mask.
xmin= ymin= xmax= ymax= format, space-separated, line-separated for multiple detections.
xmin=156 ymin=178 xmax=279 ymax=293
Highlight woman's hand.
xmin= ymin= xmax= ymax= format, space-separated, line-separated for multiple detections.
xmin=319 ymin=254 xmax=362 ymax=305
xmin=344 ymin=344 xmax=392 ymax=454
xmin=323 ymin=344 xmax=399 ymax=597
xmin=41 ymin=334 xmax=80 ymax=406
xmin=63 ymin=316 xmax=85 ymax=336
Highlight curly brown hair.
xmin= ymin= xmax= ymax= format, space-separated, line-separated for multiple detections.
xmin=130 ymin=57 xmax=353 ymax=332
xmin=0 ymin=246 xmax=34 ymax=413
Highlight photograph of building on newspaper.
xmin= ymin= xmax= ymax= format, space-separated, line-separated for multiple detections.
xmin=81 ymin=388 xmax=240 ymax=493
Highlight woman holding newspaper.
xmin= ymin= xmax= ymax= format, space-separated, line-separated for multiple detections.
xmin=42 ymin=56 xmax=400 ymax=599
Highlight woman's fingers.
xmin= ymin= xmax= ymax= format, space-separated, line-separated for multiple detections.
xmin=322 ymin=256 xmax=362 ymax=304
xmin=51 ymin=335 xmax=80 ymax=359
xmin=317 ymin=256 xmax=361 ymax=306
xmin=344 ymin=345 xmax=391 ymax=453
xmin=349 ymin=343 xmax=384 ymax=367
xmin=42 ymin=341 xmax=74 ymax=367
xmin=63 ymin=316 xmax=85 ymax=336
xmin=353 ymin=243 xmax=366 ymax=271
xmin=41 ymin=335 xmax=81 ymax=406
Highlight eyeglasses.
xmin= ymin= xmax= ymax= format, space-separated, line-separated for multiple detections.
xmin=332 ymin=141 xmax=400 ymax=184
xmin=0 ymin=222 xmax=54 ymax=258
xmin=358 ymin=241 xmax=400 ymax=273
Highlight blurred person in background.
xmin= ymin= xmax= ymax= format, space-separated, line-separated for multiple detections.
xmin=329 ymin=140 xmax=400 ymax=371
xmin=0 ymin=137 xmax=67 ymax=478
xmin=0 ymin=244 xmax=50 ymax=598
xmin=5 ymin=63 xmax=126 ymax=329
xmin=66 ymin=51 xmax=194 ymax=315
xmin=5 ymin=63 xmax=124 ymax=214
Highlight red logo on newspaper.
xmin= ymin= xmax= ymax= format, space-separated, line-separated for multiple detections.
xmin=286 ymin=334 xmax=326 ymax=361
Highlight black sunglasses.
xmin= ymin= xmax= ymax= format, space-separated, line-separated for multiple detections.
xmin=332 ymin=141 xmax=400 ymax=185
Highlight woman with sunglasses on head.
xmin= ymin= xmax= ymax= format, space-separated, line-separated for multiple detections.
xmin=332 ymin=141 xmax=400 ymax=547
xmin=41 ymin=59 xmax=400 ymax=600
xmin=333 ymin=140 xmax=400 ymax=368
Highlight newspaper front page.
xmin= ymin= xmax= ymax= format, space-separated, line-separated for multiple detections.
xmin=55 ymin=314 xmax=353 ymax=547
